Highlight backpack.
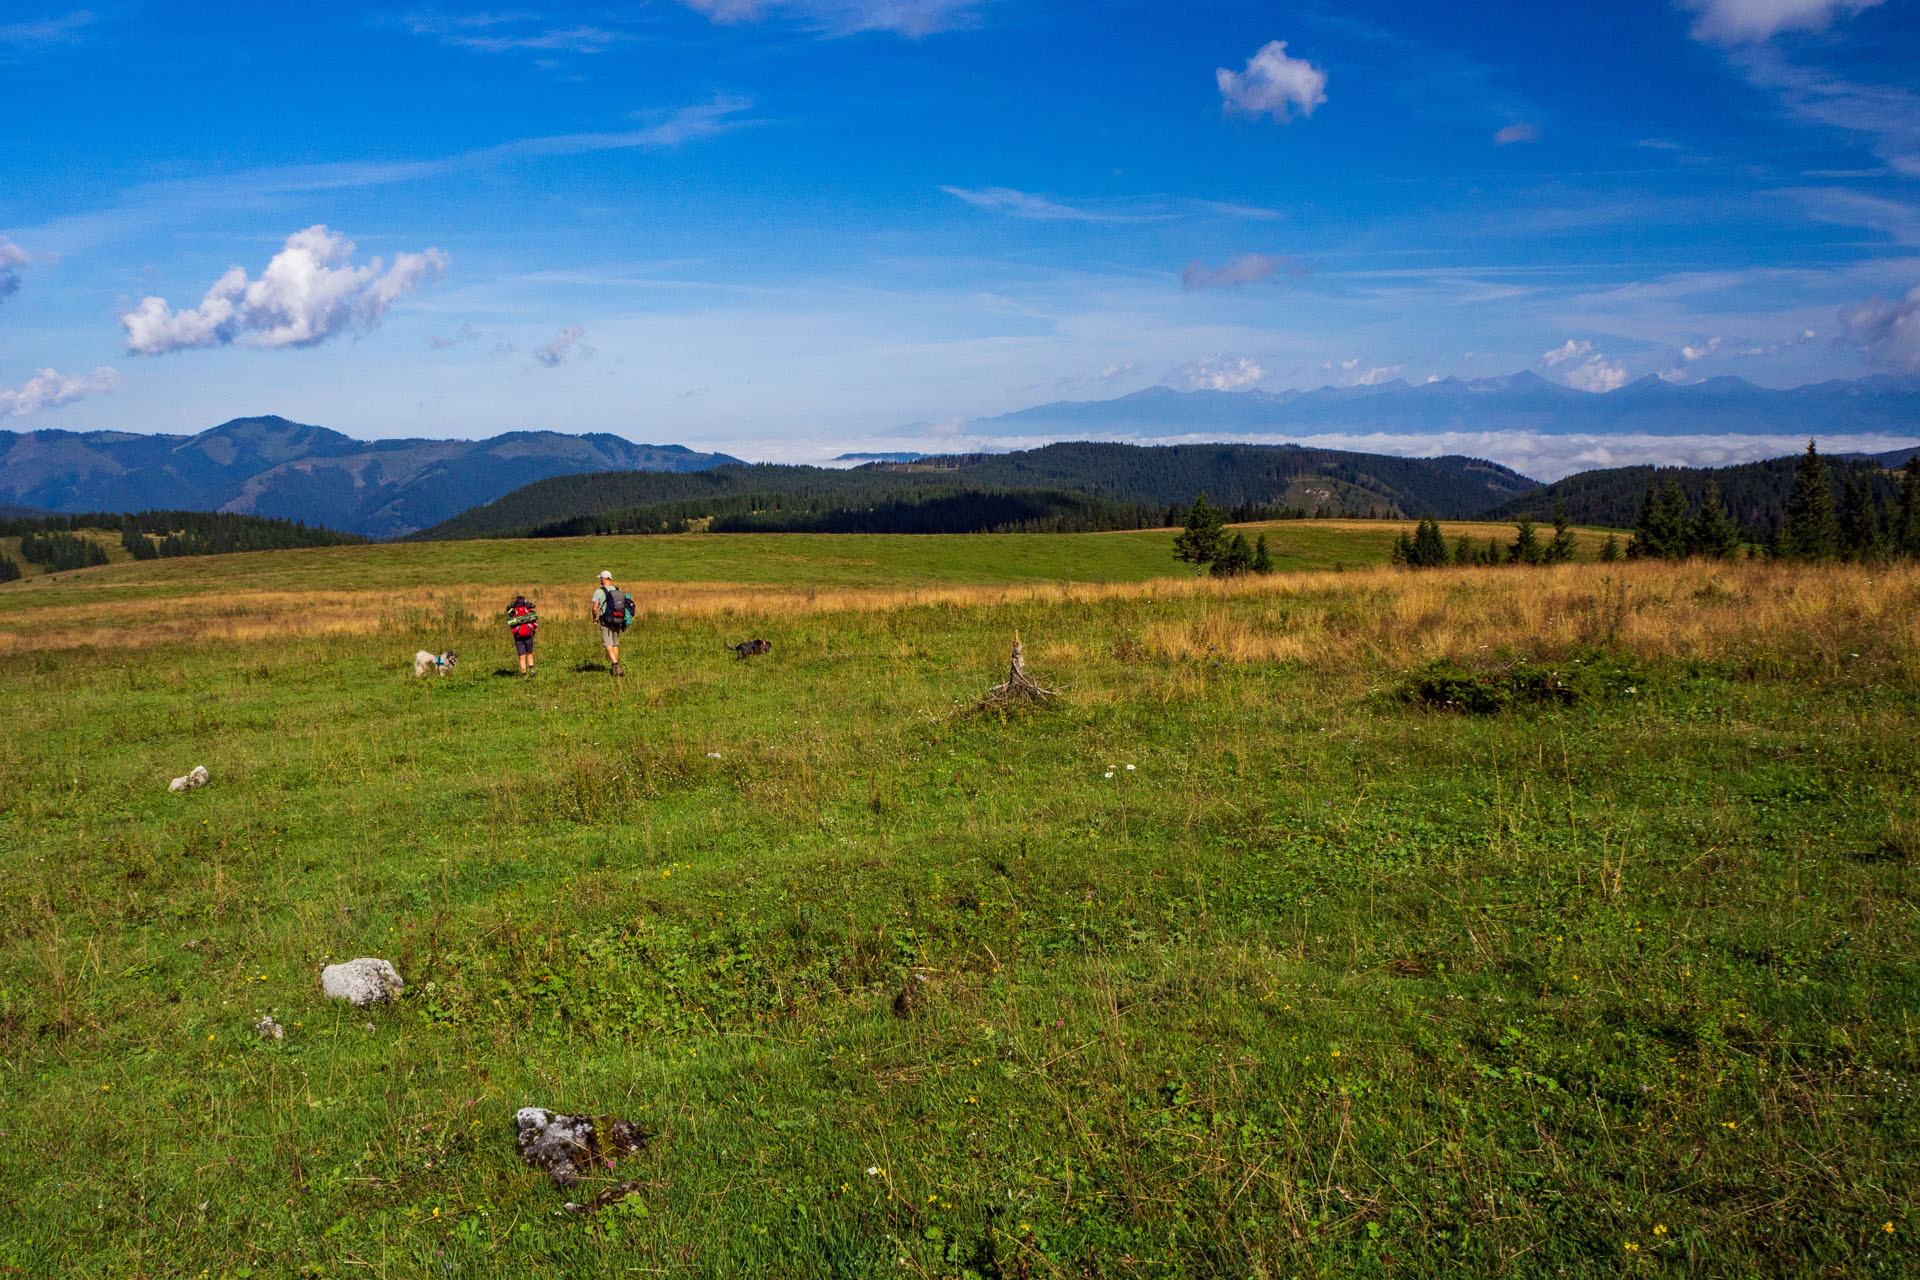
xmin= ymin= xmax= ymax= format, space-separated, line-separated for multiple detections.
xmin=507 ymin=603 xmax=537 ymax=638
xmin=599 ymin=586 xmax=634 ymax=631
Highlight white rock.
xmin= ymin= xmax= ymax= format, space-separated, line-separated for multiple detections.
xmin=320 ymin=957 xmax=405 ymax=1007
xmin=168 ymin=765 xmax=209 ymax=793
xmin=254 ymin=1015 xmax=285 ymax=1041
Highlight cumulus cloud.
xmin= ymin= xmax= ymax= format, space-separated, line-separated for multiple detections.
xmin=1660 ymin=336 xmax=1725 ymax=382
xmin=1352 ymin=364 xmax=1404 ymax=386
xmin=1562 ymin=356 xmax=1630 ymax=392
xmin=0 ymin=365 xmax=119 ymax=419
xmin=1682 ymin=0 xmax=1882 ymax=43
xmin=1180 ymin=253 xmax=1296 ymax=290
xmin=678 ymin=0 xmax=978 ymax=37
xmin=1217 ymin=40 xmax=1327 ymax=122
xmin=120 ymin=226 xmax=447 ymax=356
xmin=1839 ymin=284 xmax=1920 ymax=370
xmin=0 ymin=237 xmax=28 ymax=301
xmin=1540 ymin=339 xmax=1594 ymax=367
xmin=1170 ymin=355 xmax=1266 ymax=392
xmin=1494 ymin=122 xmax=1540 ymax=145
xmin=534 ymin=326 xmax=594 ymax=367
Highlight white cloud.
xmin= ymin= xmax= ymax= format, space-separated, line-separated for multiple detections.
xmin=120 ymin=225 xmax=448 ymax=356
xmin=1562 ymin=356 xmax=1630 ymax=392
xmin=1170 ymin=355 xmax=1266 ymax=391
xmin=534 ymin=326 xmax=594 ymax=367
xmin=1839 ymin=284 xmax=1920 ymax=370
xmin=1217 ymin=40 xmax=1327 ymax=123
xmin=1682 ymin=0 xmax=1882 ymax=44
xmin=940 ymin=186 xmax=1145 ymax=222
xmin=0 ymin=10 xmax=94 ymax=52
xmin=0 ymin=365 xmax=118 ymax=419
xmin=678 ymin=0 xmax=979 ymax=37
xmin=1680 ymin=337 xmax=1724 ymax=363
xmin=0 ymin=237 xmax=28 ymax=300
xmin=1352 ymin=364 xmax=1404 ymax=386
xmin=1180 ymin=253 xmax=1292 ymax=290
xmin=1540 ymin=339 xmax=1593 ymax=367
xmin=398 ymin=14 xmax=630 ymax=54
xmin=1494 ymin=122 xmax=1540 ymax=145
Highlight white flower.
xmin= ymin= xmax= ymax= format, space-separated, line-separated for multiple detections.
xmin=1125 ymin=764 xmax=1136 ymax=771
xmin=1104 ymin=771 xmax=1115 ymax=779
xmin=866 ymin=1166 xmax=880 ymax=1176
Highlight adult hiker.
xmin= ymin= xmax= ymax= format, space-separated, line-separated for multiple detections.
xmin=589 ymin=570 xmax=634 ymax=676
xmin=505 ymin=593 xmax=538 ymax=676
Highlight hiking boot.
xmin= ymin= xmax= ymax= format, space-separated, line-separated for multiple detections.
xmin=611 ymin=662 xmax=624 ymax=677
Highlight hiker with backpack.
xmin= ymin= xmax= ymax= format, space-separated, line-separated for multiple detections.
xmin=505 ymin=594 xmax=539 ymax=676
xmin=589 ymin=570 xmax=634 ymax=677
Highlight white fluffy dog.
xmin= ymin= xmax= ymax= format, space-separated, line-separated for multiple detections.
xmin=413 ymin=650 xmax=456 ymax=677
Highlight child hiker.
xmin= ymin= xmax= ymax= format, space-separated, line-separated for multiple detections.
xmin=505 ymin=593 xmax=538 ymax=676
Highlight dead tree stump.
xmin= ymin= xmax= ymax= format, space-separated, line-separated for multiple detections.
xmin=977 ymin=633 xmax=1058 ymax=710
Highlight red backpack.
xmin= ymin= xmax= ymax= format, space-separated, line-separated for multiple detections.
xmin=507 ymin=602 xmax=538 ymax=638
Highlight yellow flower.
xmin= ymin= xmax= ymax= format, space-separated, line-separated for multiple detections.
xmin=1884 ymin=1222 xmax=1896 ymax=1234
xmin=1624 ymin=1242 xmax=1639 ymax=1252
xmin=1653 ymin=1224 xmax=1667 ymax=1236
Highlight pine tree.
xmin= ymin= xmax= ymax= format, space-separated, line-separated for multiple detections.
xmin=1544 ymin=504 xmax=1578 ymax=564
xmin=1410 ymin=516 xmax=1449 ymax=567
xmin=1688 ymin=479 xmax=1742 ymax=559
xmin=1510 ymin=517 xmax=1543 ymax=565
xmin=1172 ymin=493 xmax=1226 ymax=574
xmin=1598 ymin=533 xmax=1621 ymax=563
xmin=1838 ymin=471 xmax=1883 ymax=561
xmin=1779 ymin=441 xmax=1840 ymax=561
xmin=1486 ymin=536 xmax=1504 ymax=565
xmin=0 ymin=553 xmax=19 ymax=583
xmin=1251 ymin=533 xmax=1274 ymax=574
xmin=1452 ymin=533 xmax=1480 ymax=566
xmin=1391 ymin=531 xmax=1415 ymax=566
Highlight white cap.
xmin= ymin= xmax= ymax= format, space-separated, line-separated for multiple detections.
xmin=599 ymin=570 xmax=612 ymax=579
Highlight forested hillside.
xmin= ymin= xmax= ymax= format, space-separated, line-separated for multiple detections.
xmin=414 ymin=442 xmax=1536 ymax=540
xmin=1483 ymin=454 xmax=1904 ymax=533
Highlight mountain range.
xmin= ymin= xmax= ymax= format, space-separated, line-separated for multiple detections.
xmin=974 ymin=372 xmax=1920 ymax=441
xmin=0 ymin=417 xmax=742 ymax=538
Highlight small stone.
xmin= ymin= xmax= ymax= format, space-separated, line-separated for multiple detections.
xmin=320 ymin=957 xmax=404 ymax=1007
xmin=254 ymin=1015 xmax=285 ymax=1041
xmin=892 ymin=972 xmax=929 ymax=1019
xmin=362 ymin=1022 xmax=376 ymax=1034
xmin=168 ymin=765 xmax=209 ymax=793
xmin=515 ymin=1107 xmax=649 ymax=1188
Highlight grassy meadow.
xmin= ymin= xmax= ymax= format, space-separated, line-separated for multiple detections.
xmin=1 ymin=523 xmax=1916 ymax=1278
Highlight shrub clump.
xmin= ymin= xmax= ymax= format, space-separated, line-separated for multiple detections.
xmin=1390 ymin=651 xmax=1646 ymax=713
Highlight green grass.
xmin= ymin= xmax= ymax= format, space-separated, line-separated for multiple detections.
xmin=0 ymin=548 xmax=1913 ymax=1278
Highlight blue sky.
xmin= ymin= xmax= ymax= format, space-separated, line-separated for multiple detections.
xmin=2 ymin=0 xmax=1918 ymax=470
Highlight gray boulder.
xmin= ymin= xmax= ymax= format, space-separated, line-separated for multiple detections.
xmin=515 ymin=1107 xmax=648 ymax=1187
xmin=320 ymin=958 xmax=404 ymax=1007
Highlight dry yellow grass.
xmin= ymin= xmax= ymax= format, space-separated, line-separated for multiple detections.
xmin=4 ymin=561 xmax=1914 ymax=678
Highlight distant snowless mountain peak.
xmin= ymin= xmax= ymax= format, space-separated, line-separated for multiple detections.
xmin=2 ymin=372 xmax=1916 ymax=536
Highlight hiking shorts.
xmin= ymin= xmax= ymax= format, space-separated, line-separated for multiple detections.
xmin=513 ymin=634 xmax=535 ymax=656
xmin=600 ymin=626 xmax=623 ymax=649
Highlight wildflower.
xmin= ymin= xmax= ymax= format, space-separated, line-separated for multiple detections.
xmin=1653 ymin=1224 xmax=1667 ymax=1236
xmin=1104 ymin=771 xmax=1114 ymax=779
xmin=867 ymin=1166 xmax=880 ymax=1176
xmin=1624 ymin=1242 xmax=1639 ymax=1252
xmin=1885 ymin=1222 xmax=1896 ymax=1234
xmin=1722 ymin=1120 xmax=1737 ymax=1129
xmin=1125 ymin=764 xmax=1135 ymax=771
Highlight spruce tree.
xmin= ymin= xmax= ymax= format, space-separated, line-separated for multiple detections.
xmin=0 ymin=553 xmax=19 ymax=583
xmin=1172 ymin=493 xmax=1226 ymax=574
xmin=1251 ymin=533 xmax=1274 ymax=574
xmin=1510 ymin=517 xmax=1543 ymax=565
xmin=1544 ymin=504 xmax=1578 ymax=564
xmin=1779 ymin=441 xmax=1840 ymax=561
xmin=1452 ymin=533 xmax=1480 ymax=566
xmin=1410 ymin=516 xmax=1449 ymax=567
xmin=1212 ymin=531 xmax=1254 ymax=577
xmin=1486 ymin=536 xmax=1504 ymax=565
xmin=1649 ymin=476 xmax=1689 ymax=559
xmin=1838 ymin=471 xmax=1883 ymax=561
xmin=1598 ymin=533 xmax=1621 ymax=563
xmin=1627 ymin=480 xmax=1659 ymax=559
xmin=1688 ymin=479 xmax=1742 ymax=559
xmin=1899 ymin=455 xmax=1920 ymax=557
xmin=1391 ymin=531 xmax=1415 ymax=566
